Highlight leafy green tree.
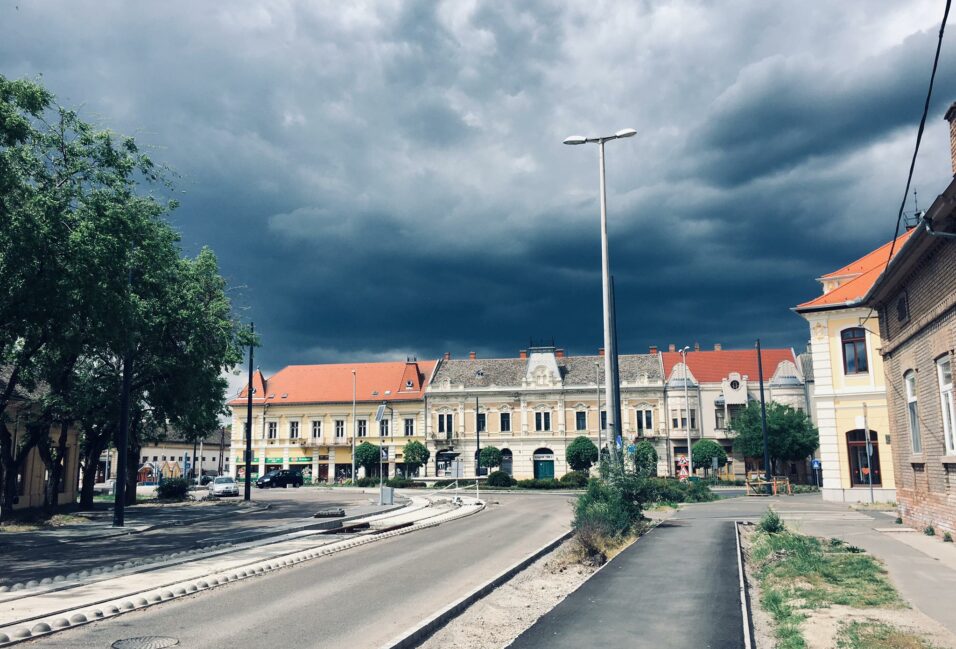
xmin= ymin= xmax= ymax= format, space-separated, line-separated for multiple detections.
xmin=0 ymin=75 xmax=242 ymax=516
xmin=692 ymin=439 xmax=727 ymax=474
xmin=402 ymin=440 xmax=430 ymax=477
xmin=478 ymin=446 xmax=502 ymax=471
xmin=730 ymin=402 xmax=818 ymax=474
xmin=354 ymin=442 xmax=381 ymax=477
xmin=566 ymin=436 xmax=599 ymax=473
xmin=632 ymin=440 xmax=658 ymax=477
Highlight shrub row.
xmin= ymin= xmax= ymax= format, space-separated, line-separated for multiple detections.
xmin=157 ymin=477 xmax=190 ymax=500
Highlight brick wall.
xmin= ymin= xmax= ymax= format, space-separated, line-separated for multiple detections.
xmin=879 ymin=236 xmax=956 ymax=535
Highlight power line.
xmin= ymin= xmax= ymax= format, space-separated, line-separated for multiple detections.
xmin=882 ymin=0 xmax=952 ymax=273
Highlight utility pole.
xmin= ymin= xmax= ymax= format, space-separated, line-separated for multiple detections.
xmin=244 ymin=322 xmax=254 ymax=501
xmin=351 ymin=370 xmax=357 ymax=483
xmin=680 ymin=346 xmax=692 ymax=480
xmin=475 ymin=395 xmax=481 ymax=478
xmin=756 ymin=339 xmax=771 ymax=495
xmin=595 ymin=362 xmax=603 ymax=470
xmin=112 ymin=258 xmax=134 ymax=528
xmin=863 ymin=402 xmax=874 ymax=504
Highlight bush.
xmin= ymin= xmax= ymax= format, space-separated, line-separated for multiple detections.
xmin=627 ymin=477 xmax=717 ymax=504
xmin=385 ymin=477 xmax=426 ymax=488
xmin=157 ymin=477 xmax=190 ymax=500
xmin=925 ymin=525 xmax=936 ymax=536
xmin=572 ymin=476 xmax=644 ymax=563
xmin=486 ymin=471 xmax=516 ymax=487
xmin=559 ymin=471 xmax=589 ymax=488
xmin=516 ymin=478 xmax=562 ymax=489
xmin=566 ymin=436 xmax=599 ymax=472
xmin=791 ymin=484 xmax=820 ymax=494
xmin=943 ymin=532 xmax=953 ymax=543
xmin=758 ymin=509 xmax=785 ymax=534
xmin=355 ymin=477 xmax=380 ymax=487
xmin=632 ymin=441 xmax=658 ymax=477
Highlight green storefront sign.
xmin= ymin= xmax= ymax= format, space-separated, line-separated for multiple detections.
xmin=289 ymin=456 xmax=312 ymax=463
xmin=265 ymin=458 xmax=284 ymax=464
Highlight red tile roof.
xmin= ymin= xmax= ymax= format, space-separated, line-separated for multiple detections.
xmin=228 ymin=360 xmax=437 ymax=406
xmin=662 ymin=349 xmax=796 ymax=383
xmin=796 ymin=231 xmax=913 ymax=311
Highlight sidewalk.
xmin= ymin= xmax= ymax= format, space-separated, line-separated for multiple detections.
xmin=771 ymin=495 xmax=956 ymax=636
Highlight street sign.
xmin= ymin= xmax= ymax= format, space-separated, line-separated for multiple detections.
xmin=678 ymin=466 xmax=689 ymax=481
xmin=380 ymin=447 xmax=389 ymax=460
xmin=677 ymin=455 xmax=689 ymax=467
xmin=375 ymin=404 xmax=386 ymax=422
xmin=811 ymin=459 xmax=821 ymax=470
xmin=627 ymin=444 xmax=637 ymax=455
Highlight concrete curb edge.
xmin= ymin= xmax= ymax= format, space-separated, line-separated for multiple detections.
xmin=735 ymin=521 xmax=756 ymax=649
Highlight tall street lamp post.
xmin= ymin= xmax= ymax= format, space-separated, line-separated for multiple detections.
xmin=680 ymin=346 xmax=692 ymax=479
xmin=351 ymin=370 xmax=357 ymax=483
xmin=564 ymin=128 xmax=636 ymax=471
xmin=243 ymin=322 xmax=254 ymax=502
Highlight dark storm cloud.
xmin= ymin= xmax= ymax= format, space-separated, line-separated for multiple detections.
xmin=2 ymin=1 xmax=954 ymax=375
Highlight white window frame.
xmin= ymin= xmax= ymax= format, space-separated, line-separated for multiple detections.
xmin=904 ymin=371 xmax=921 ymax=453
xmin=636 ymin=407 xmax=653 ymax=434
xmin=289 ymin=421 xmax=299 ymax=439
xmin=267 ymin=421 xmax=277 ymax=440
xmin=438 ymin=413 xmax=453 ymax=434
xmin=380 ymin=418 xmax=390 ymax=437
xmin=404 ymin=418 xmax=414 ymax=436
xmin=499 ymin=412 xmax=511 ymax=432
xmin=938 ymin=357 xmax=955 ymax=454
xmin=311 ymin=420 xmax=322 ymax=439
xmin=357 ymin=419 xmax=367 ymax=437
xmin=575 ymin=410 xmax=587 ymax=431
xmin=335 ymin=420 xmax=345 ymax=438
xmin=476 ymin=412 xmax=486 ymax=433
xmin=535 ymin=411 xmax=551 ymax=432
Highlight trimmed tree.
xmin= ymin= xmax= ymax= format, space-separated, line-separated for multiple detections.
xmin=566 ymin=436 xmax=599 ymax=473
xmin=354 ymin=442 xmax=381 ymax=477
xmin=692 ymin=439 xmax=727 ymax=475
xmin=478 ymin=446 xmax=503 ymax=471
xmin=730 ymin=401 xmax=819 ymax=474
xmin=402 ymin=440 xmax=430 ymax=477
xmin=633 ymin=440 xmax=658 ymax=477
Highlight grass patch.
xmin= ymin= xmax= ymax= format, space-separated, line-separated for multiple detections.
xmin=0 ymin=512 xmax=90 ymax=533
xmin=749 ymin=522 xmax=905 ymax=647
xmin=836 ymin=621 xmax=938 ymax=649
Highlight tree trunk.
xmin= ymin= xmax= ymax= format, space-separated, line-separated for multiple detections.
xmin=39 ymin=421 xmax=70 ymax=516
xmin=123 ymin=442 xmax=140 ymax=506
xmin=78 ymin=433 xmax=109 ymax=510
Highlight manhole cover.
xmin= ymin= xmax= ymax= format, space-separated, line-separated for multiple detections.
xmin=112 ymin=637 xmax=179 ymax=649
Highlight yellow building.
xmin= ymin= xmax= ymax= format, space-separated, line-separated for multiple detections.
xmin=228 ymin=359 xmax=436 ymax=481
xmin=794 ymin=233 xmax=912 ymax=502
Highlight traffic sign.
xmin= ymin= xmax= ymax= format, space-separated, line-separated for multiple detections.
xmin=677 ymin=455 xmax=689 ymax=467
xmin=627 ymin=444 xmax=637 ymax=455
xmin=811 ymin=459 xmax=821 ymax=470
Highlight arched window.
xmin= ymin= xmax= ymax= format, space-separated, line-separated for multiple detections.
xmin=904 ymin=371 xmax=921 ymax=453
xmin=841 ymin=328 xmax=868 ymax=374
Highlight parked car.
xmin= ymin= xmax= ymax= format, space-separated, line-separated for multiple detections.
xmin=208 ymin=476 xmax=239 ymax=497
xmin=256 ymin=469 xmax=303 ymax=489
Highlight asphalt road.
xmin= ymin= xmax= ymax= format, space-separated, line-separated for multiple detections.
xmin=509 ymin=496 xmax=766 ymax=649
xmin=24 ymin=492 xmax=575 ymax=649
xmin=0 ymin=488 xmax=377 ymax=584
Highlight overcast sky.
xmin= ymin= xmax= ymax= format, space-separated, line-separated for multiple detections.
xmin=3 ymin=1 xmax=955 ymax=382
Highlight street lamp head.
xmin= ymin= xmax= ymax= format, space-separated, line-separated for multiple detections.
xmin=563 ymin=135 xmax=587 ymax=145
xmin=614 ymin=128 xmax=637 ymax=139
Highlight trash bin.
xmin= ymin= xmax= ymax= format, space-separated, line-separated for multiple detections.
xmin=380 ymin=486 xmax=394 ymax=505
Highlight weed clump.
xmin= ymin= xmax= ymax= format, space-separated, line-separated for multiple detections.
xmin=758 ymin=508 xmax=785 ymax=534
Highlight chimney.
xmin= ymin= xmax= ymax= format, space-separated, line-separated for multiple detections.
xmin=598 ymin=348 xmax=605 ymax=357
xmin=668 ymin=344 xmax=676 ymax=352
xmin=519 ymin=350 xmax=527 ymax=359
xmin=694 ymin=342 xmax=700 ymax=352
xmin=947 ymin=101 xmax=956 ymax=175
xmin=443 ymin=352 xmax=451 ymax=361
xmin=555 ymin=348 xmax=565 ymax=358
xmin=469 ymin=351 xmax=476 ymax=360
xmin=649 ymin=345 xmax=658 ymax=354
xmin=714 ymin=343 xmax=722 ymax=351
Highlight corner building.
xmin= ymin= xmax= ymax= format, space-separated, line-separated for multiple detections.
xmin=229 ymin=359 xmax=436 ymax=481
xmin=425 ymin=346 xmax=665 ymax=480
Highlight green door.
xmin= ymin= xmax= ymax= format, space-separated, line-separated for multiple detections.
xmin=533 ymin=460 xmax=554 ymax=480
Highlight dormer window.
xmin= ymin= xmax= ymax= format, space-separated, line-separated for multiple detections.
xmin=475 ymin=369 xmax=484 ymax=378
xmin=405 ymin=380 xmax=414 ymax=389
xmin=729 ymin=380 xmax=740 ymax=390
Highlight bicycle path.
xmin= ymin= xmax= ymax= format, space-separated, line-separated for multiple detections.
xmin=509 ymin=497 xmax=766 ymax=648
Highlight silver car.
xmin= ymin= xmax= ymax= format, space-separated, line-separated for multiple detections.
xmin=208 ymin=476 xmax=239 ymax=497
